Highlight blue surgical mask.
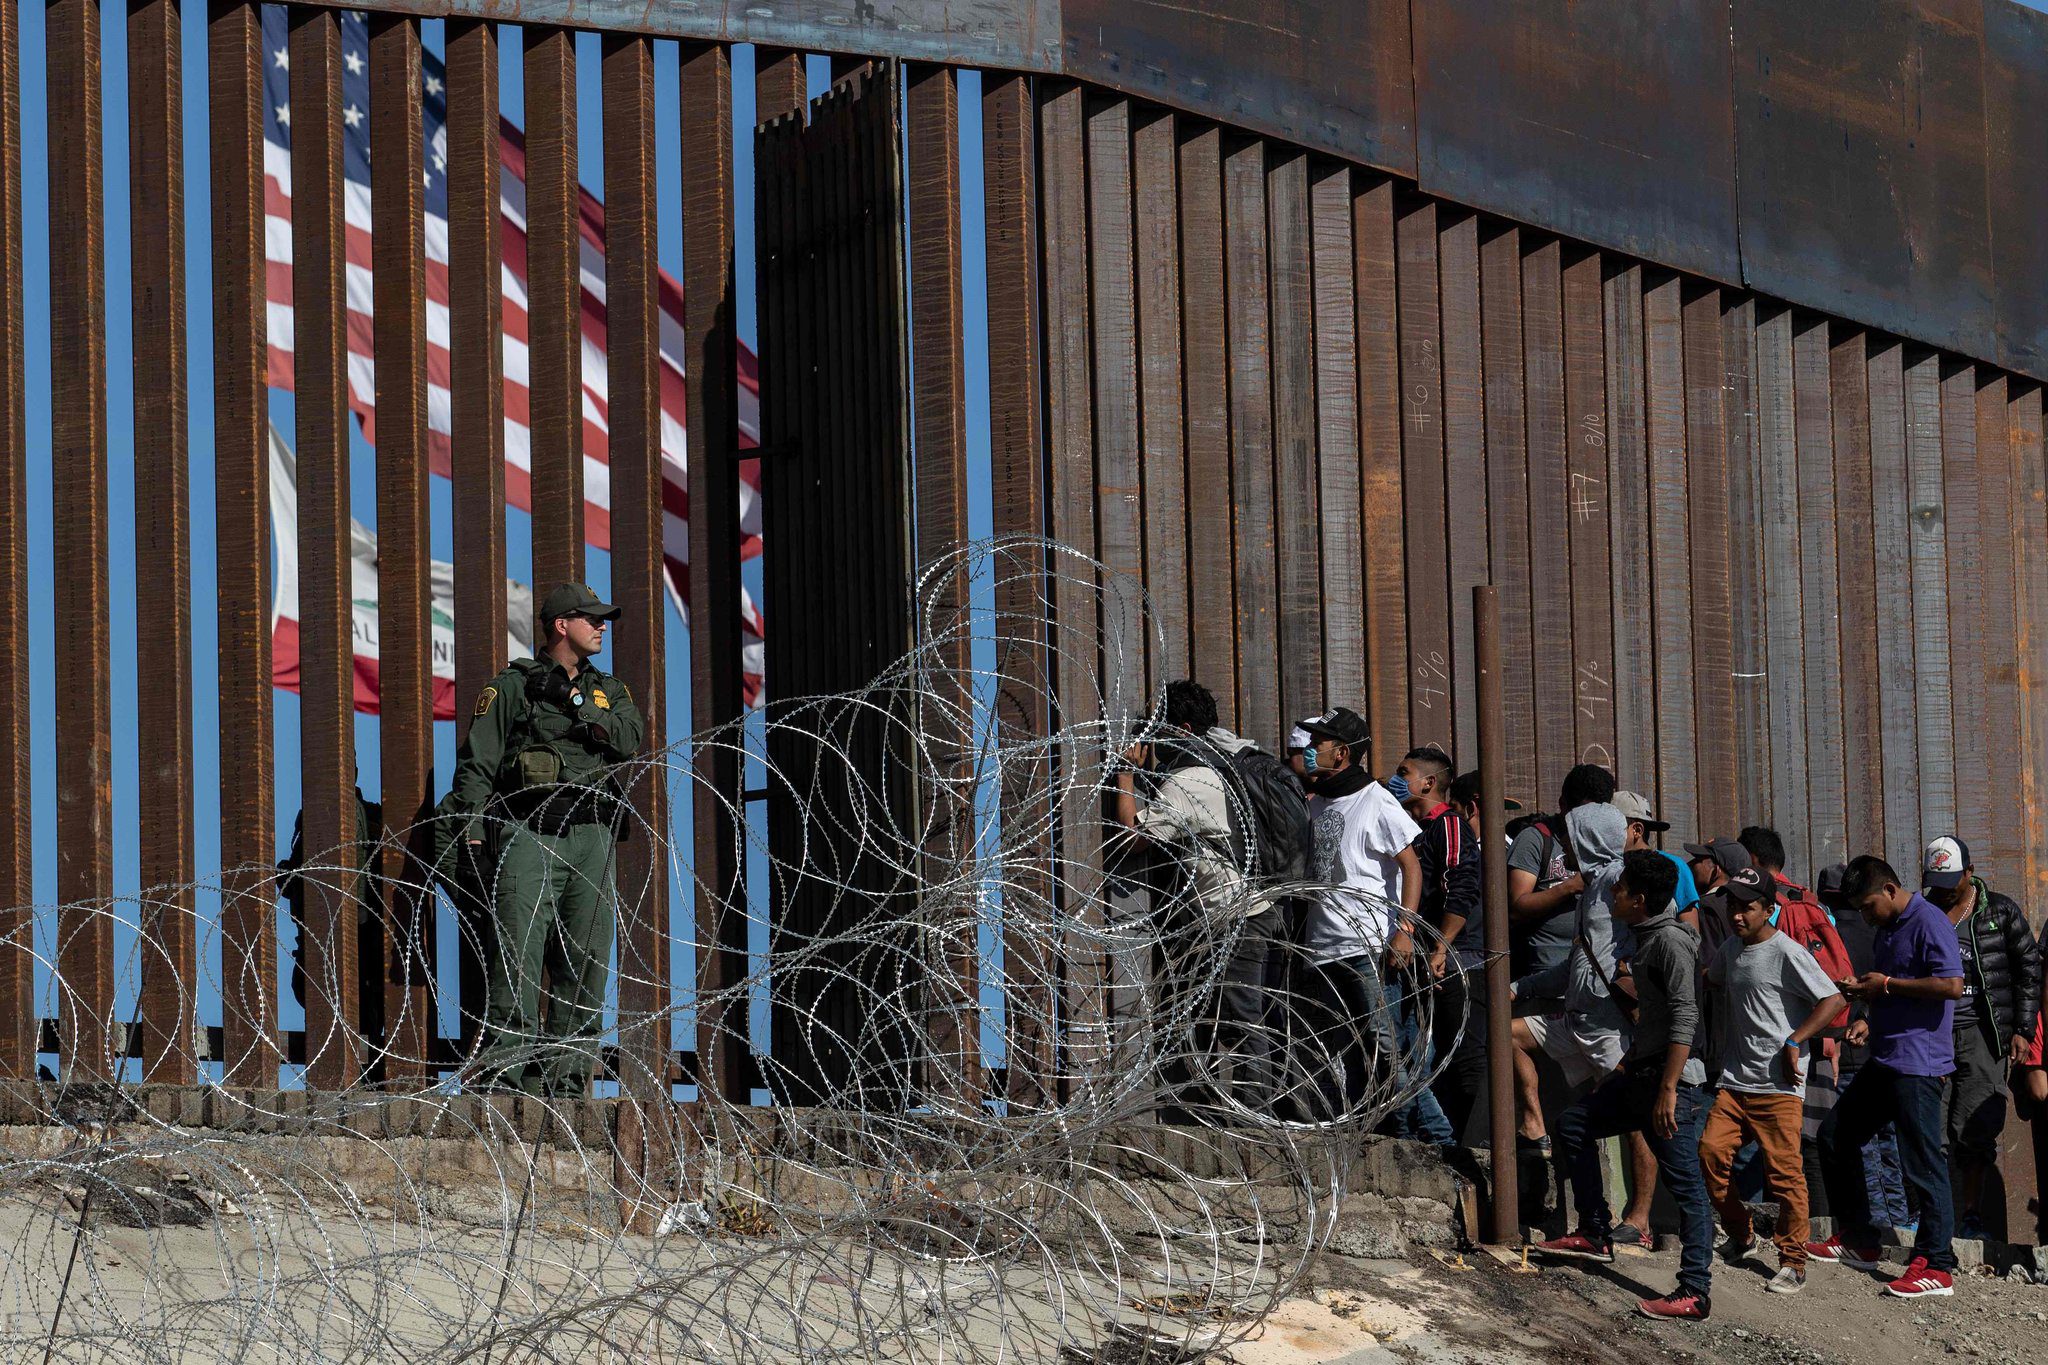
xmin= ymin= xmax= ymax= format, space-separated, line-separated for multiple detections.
xmin=1386 ymin=772 xmax=1410 ymax=802
xmin=1301 ymin=746 xmax=1319 ymax=774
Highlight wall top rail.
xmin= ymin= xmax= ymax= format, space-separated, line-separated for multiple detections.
xmin=306 ymin=1 xmax=2047 ymax=379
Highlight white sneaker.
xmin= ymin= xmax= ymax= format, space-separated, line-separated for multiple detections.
xmin=1766 ymin=1266 xmax=1807 ymax=1295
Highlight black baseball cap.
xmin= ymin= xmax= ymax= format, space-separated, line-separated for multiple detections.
xmin=1816 ymin=862 xmax=1849 ymax=903
xmin=1299 ymin=707 xmax=1370 ymax=750
xmin=1724 ymin=866 xmax=1777 ymax=906
xmin=539 ymin=581 xmax=621 ymax=623
xmin=1683 ymin=837 xmax=1750 ymax=877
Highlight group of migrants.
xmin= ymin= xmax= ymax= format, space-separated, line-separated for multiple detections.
xmin=1113 ymin=679 xmax=2048 ymax=1324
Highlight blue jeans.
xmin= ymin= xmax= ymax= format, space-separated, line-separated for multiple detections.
xmin=1863 ymin=1123 xmax=1911 ymax=1229
xmin=1393 ymin=968 xmax=1456 ymax=1144
xmin=1559 ymin=1068 xmax=1714 ymax=1296
xmin=1820 ymin=1063 xmax=1953 ymax=1271
xmin=1303 ymin=955 xmax=1402 ymax=1122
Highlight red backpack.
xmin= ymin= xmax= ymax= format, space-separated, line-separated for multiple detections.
xmin=1773 ymin=874 xmax=1854 ymax=1032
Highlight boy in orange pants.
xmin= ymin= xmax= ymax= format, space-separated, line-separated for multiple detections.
xmin=1698 ymin=868 xmax=1846 ymax=1294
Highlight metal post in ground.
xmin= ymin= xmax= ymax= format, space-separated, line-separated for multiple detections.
xmin=1475 ymin=584 xmax=1518 ymax=1245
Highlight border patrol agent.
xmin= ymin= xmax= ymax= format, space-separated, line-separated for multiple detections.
xmin=445 ymin=582 xmax=645 ymax=1095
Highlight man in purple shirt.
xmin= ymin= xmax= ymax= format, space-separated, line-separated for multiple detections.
xmin=1804 ymin=856 xmax=1965 ymax=1298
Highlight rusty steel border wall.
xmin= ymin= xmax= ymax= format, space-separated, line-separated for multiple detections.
xmin=2 ymin=0 xmax=2047 ymax=1236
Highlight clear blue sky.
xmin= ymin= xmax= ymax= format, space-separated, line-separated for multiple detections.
xmin=16 ymin=8 xmax=997 ymax=1042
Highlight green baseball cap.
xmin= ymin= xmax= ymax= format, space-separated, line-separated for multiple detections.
xmin=539 ymin=581 xmax=621 ymax=623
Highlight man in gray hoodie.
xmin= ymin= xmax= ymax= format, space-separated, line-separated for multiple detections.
xmin=1536 ymin=844 xmax=1716 ymax=1322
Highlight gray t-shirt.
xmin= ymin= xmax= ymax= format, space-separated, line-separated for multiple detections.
xmin=1508 ymin=822 xmax=1577 ymax=973
xmin=1707 ymin=930 xmax=1840 ymax=1096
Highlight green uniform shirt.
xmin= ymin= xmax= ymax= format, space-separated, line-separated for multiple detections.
xmin=446 ymin=655 xmax=647 ymax=840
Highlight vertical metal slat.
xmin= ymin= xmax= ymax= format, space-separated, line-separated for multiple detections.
xmin=524 ymin=25 xmax=582 ymax=593
xmin=1792 ymin=317 xmax=1844 ymax=874
xmin=129 ymin=0 xmax=195 ymax=1083
xmin=680 ymin=38 xmax=748 ymax=1106
xmin=445 ymin=18 xmax=506 ymax=1048
xmin=1642 ymin=273 xmax=1692 ymax=833
xmin=1310 ymin=164 xmax=1363 ymax=712
xmin=1755 ymin=306 xmax=1809 ymax=856
xmin=1133 ymin=110 xmax=1189 ymax=685
xmin=1439 ymin=210 xmax=1486 ymax=768
xmin=1223 ymin=137 xmax=1278 ymax=749
xmin=602 ymin=28 xmax=670 ymax=1169
xmin=981 ymin=73 xmax=1053 ymax=1108
xmin=1522 ymin=237 xmax=1575 ymax=797
xmin=1831 ymin=329 xmax=1884 ymax=861
xmin=1905 ymin=350 xmax=1955 ymax=848
xmin=48 ymin=0 xmax=112 ymax=1077
xmin=1395 ymin=195 xmax=1448 ymax=754
xmin=1562 ymin=247 xmax=1615 ymax=781
xmin=1267 ymin=148 xmax=1321 ymax=732
xmin=368 ymin=12 xmax=432 ymax=1081
xmin=905 ymin=61 xmax=977 ymax=1106
xmin=1868 ymin=341 xmax=1921 ymax=868
xmin=208 ymin=0 xmax=275 ymax=1085
xmin=1683 ymin=285 xmax=1735 ymax=840
xmin=0 ymin=0 xmax=29 ymax=1079
xmin=1178 ymin=125 xmax=1236 ymax=724
xmin=290 ymin=5 xmax=359 ymax=1091
xmin=1603 ymin=263 xmax=1655 ymax=794
xmin=1477 ymin=225 xmax=1533 ymax=797
xmin=1355 ymin=176 xmax=1407 ymax=759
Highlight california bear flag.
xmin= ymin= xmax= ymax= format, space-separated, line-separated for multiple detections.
xmin=268 ymin=424 xmax=535 ymax=719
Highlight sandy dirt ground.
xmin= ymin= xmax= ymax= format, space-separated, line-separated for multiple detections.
xmin=1227 ymin=1236 xmax=2048 ymax=1365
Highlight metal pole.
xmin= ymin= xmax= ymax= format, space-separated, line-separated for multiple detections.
xmin=1475 ymin=584 xmax=1518 ymax=1245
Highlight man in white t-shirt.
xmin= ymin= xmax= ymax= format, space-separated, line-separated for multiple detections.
xmin=1294 ymin=706 xmax=1424 ymax=1123
xmin=1112 ymin=705 xmax=1274 ymax=1112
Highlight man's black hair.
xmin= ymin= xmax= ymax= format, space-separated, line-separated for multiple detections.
xmin=1403 ymin=744 xmax=1454 ymax=777
xmin=1449 ymin=769 xmax=1482 ymax=808
xmin=1558 ymin=762 xmax=1616 ymax=812
xmin=1839 ymin=854 xmax=1900 ymax=905
xmin=1617 ymin=848 xmax=1679 ymax=912
xmin=1163 ymin=679 xmax=1220 ymax=736
xmin=1738 ymin=825 xmax=1788 ymax=872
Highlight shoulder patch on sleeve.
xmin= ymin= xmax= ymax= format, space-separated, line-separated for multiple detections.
xmin=475 ymin=686 xmax=497 ymax=717
xmin=612 ymin=679 xmax=631 ymax=705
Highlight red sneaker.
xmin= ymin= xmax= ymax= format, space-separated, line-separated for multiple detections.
xmin=1638 ymin=1291 xmax=1711 ymax=1321
xmin=1534 ymin=1232 xmax=1615 ymax=1264
xmin=1885 ymin=1258 xmax=1954 ymax=1298
xmin=1803 ymin=1234 xmax=1882 ymax=1269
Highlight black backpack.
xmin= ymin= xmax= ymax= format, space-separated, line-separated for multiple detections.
xmin=1220 ymin=746 xmax=1313 ymax=884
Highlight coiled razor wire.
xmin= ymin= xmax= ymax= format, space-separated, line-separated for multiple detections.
xmin=0 ymin=538 xmax=1473 ymax=1363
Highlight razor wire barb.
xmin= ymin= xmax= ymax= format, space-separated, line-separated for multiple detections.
xmin=0 ymin=537 xmax=1471 ymax=1363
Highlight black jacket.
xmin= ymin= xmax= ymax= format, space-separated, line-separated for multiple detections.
xmin=1412 ymin=803 xmax=1483 ymax=959
xmin=1954 ymin=878 xmax=2043 ymax=1059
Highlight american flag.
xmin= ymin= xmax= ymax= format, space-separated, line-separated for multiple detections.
xmin=261 ymin=6 xmax=765 ymax=707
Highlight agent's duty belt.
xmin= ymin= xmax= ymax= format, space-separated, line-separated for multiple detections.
xmin=501 ymin=784 xmax=625 ymax=836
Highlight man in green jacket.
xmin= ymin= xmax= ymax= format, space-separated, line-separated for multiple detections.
xmin=444 ymin=582 xmax=646 ymax=1096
